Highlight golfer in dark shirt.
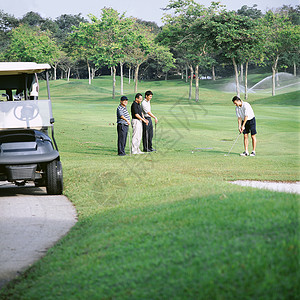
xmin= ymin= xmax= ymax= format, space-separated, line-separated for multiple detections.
xmin=116 ymin=96 xmax=130 ymax=156
xmin=142 ymin=90 xmax=158 ymax=152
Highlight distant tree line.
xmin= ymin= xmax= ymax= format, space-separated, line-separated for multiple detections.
xmin=158 ymin=1 xmax=299 ymax=98
xmin=0 ymin=1 xmax=299 ymax=98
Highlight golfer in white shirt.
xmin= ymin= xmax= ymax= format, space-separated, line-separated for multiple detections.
xmin=232 ymin=96 xmax=257 ymax=156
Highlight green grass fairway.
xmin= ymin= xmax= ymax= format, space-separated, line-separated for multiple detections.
xmin=0 ymin=76 xmax=299 ymax=299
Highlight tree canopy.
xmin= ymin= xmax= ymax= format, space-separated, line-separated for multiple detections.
xmin=0 ymin=2 xmax=299 ymax=98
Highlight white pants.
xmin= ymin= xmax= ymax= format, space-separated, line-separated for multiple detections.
xmin=131 ymin=119 xmax=143 ymax=154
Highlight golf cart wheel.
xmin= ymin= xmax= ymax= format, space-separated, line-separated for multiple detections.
xmin=46 ymin=159 xmax=63 ymax=195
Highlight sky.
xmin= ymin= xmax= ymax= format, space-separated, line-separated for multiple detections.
xmin=1 ymin=0 xmax=298 ymax=26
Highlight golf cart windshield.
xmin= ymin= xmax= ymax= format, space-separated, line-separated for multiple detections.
xmin=0 ymin=62 xmax=52 ymax=130
xmin=0 ymin=100 xmax=53 ymax=129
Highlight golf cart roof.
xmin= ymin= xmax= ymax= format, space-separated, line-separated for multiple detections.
xmin=0 ymin=62 xmax=51 ymax=75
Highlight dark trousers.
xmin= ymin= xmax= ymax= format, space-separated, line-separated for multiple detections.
xmin=117 ymin=123 xmax=128 ymax=155
xmin=143 ymin=117 xmax=153 ymax=151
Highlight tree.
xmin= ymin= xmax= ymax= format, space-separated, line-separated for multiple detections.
xmin=159 ymin=0 xmax=219 ymax=101
xmin=235 ymin=17 xmax=265 ymax=99
xmin=40 ymin=18 xmax=59 ymax=35
xmin=135 ymin=19 xmax=161 ymax=34
xmin=279 ymin=50 xmax=300 ymax=76
xmin=263 ymin=12 xmax=300 ymax=95
xmin=0 ymin=10 xmax=19 ymax=60
xmin=68 ymin=19 xmax=100 ymax=85
xmin=59 ymin=53 xmax=75 ymax=81
xmin=54 ymin=14 xmax=87 ymax=44
xmin=121 ymin=20 xmax=170 ymax=93
xmin=5 ymin=24 xmax=60 ymax=65
xmin=124 ymin=23 xmax=155 ymax=93
xmin=20 ymin=11 xmax=44 ymax=26
xmin=158 ymin=20 xmax=195 ymax=97
xmin=88 ymin=9 xmax=136 ymax=98
xmin=268 ymin=6 xmax=300 ymax=77
xmin=276 ymin=5 xmax=300 ymax=25
xmin=152 ymin=44 xmax=175 ymax=80
xmin=202 ymin=11 xmax=264 ymax=97
xmin=237 ymin=4 xmax=263 ymax=19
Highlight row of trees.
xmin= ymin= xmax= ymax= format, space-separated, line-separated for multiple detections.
xmin=68 ymin=9 xmax=174 ymax=98
xmin=158 ymin=0 xmax=299 ymax=99
xmin=0 ymin=1 xmax=299 ymax=99
xmin=0 ymin=9 xmax=174 ymax=98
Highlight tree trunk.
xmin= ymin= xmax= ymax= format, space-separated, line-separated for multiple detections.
xmin=134 ymin=64 xmax=140 ymax=93
xmin=189 ymin=65 xmax=194 ymax=101
xmin=272 ymin=66 xmax=276 ymax=96
xmin=212 ymin=65 xmax=216 ymax=81
xmin=272 ymin=55 xmax=279 ymax=96
xmin=181 ymin=68 xmax=183 ymax=80
xmin=129 ymin=67 xmax=131 ymax=84
xmin=112 ymin=66 xmax=116 ymax=99
xmin=53 ymin=67 xmax=57 ymax=81
xmin=185 ymin=65 xmax=188 ymax=83
xmin=195 ymin=64 xmax=199 ymax=102
xmin=67 ymin=68 xmax=71 ymax=81
xmin=165 ymin=72 xmax=168 ymax=81
xmin=294 ymin=61 xmax=297 ymax=76
xmin=232 ymin=57 xmax=240 ymax=97
xmin=244 ymin=61 xmax=248 ymax=100
xmin=240 ymin=64 xmax=244 ymax=83
xmin=134 ymin=67 xmax=136 ymax=82
xmin=87 ymin=60 xmax=91 ymax=85
xmin=120 ymin=61 xmax=124 ymax=95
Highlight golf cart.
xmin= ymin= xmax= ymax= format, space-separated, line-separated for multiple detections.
xmin=0 ymin=62 xmax=63 ymax=195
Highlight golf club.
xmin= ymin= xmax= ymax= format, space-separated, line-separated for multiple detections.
xmin=224 ymin=132 xmax=241 ymax=156
xmin=146 ymin=125 xmax=149 ymax=153
xmin=154 ymin=122 xmax=157 ymax=152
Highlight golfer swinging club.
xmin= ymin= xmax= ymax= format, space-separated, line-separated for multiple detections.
xmin=232 ymin=96 xmax=257 ymax=156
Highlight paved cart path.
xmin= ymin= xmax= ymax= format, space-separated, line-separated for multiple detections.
xmin=0 ymin=182 xmax=77 ymax=289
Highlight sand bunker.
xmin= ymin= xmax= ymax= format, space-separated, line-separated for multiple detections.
xmin=231 ymin=181 xmax=300 ymax=194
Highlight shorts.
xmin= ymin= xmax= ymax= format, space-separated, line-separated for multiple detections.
xmin=243 ymin=117 xmax=257 ymax=135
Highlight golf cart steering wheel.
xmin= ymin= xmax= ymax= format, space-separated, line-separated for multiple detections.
xmin=13 ymin=103 xmax=40 ymax=121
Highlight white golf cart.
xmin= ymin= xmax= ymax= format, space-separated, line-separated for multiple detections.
xmin=0 ymin=62 xmax=63 ymax=195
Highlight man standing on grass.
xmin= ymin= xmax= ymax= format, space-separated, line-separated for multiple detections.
xmin=131 ymin=93 xmax=149 ymax=154
xmin=142 ymin=90 xmax=158 ymax=152
xmin=232 ymin=96 xmax=257 ymax=156
xmin=116 ymin=96 xmax=130 ymax=156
